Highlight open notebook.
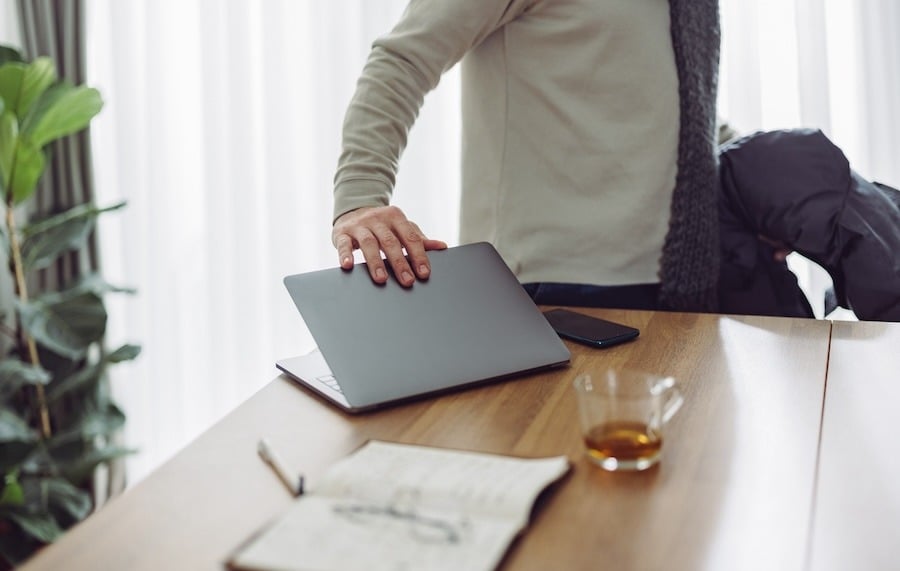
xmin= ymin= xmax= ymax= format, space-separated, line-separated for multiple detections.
xmin=228 ymin=441 xmax=570 ymax=571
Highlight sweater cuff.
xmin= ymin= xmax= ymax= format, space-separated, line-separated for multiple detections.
xmin=332 ymin=179 xmax=392 ymax=223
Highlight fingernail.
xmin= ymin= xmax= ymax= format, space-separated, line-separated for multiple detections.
xmin=342 ymin=257 xmax=351 ymax=266
xmin=375 ymin=268 xmax=386 ymax=280
xmin=419 ymin=264 xmax=429 ymax=276
xmin=402 ymin=271 xmax=413 ymax=283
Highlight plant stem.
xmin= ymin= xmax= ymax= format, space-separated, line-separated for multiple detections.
xmin=4 ymin=198 xmax=52 ymax=438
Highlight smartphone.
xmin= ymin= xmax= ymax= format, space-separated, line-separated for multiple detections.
xmin=542 ymin=308 xmax=640 ymax=348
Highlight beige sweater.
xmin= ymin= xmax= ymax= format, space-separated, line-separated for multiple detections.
xmin=334 ymin=0 xmax=679 ymax=286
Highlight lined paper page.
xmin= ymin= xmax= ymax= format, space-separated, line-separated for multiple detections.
xmin=314 ymin=441 xmax=570 ymax=521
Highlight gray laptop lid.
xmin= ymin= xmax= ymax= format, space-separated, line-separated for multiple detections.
xmin=279 ymin=242 xmax=570 ymax=411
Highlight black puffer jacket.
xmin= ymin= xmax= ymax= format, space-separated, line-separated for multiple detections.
xmin=718 ymin=128 xmax=900 ymax=322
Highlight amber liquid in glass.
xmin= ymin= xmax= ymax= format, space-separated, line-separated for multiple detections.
xmin=583 ymin=421 xmax=662 ymax=470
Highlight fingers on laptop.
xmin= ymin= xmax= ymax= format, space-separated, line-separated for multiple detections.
xmin=332 ymin=206 xmax=447 ymax=286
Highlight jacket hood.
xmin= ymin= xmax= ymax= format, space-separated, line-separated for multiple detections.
xmin=719 ymin=128 xmax=849 ymax=265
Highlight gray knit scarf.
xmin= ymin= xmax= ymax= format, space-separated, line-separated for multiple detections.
xmin=658 ymin=0 xmax=721 ymax=312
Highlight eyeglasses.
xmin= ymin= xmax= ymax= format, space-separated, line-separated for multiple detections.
xmin=332 ymin=490 xmax=470 ymax=545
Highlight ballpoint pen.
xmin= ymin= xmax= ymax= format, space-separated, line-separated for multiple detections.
xmin=257 ymin=438 xmax=304 ymax=497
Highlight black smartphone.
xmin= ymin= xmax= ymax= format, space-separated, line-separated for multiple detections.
xmin=542 ymin=308 xmax=640 ymax=348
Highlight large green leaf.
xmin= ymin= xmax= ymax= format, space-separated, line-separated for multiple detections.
xmin=57 ymin=446 xmax=135 ymax=485
xmin=16 ymin=58 xmax=56 ymax=118
xmin=1 ymin=66 xmax=97 ymax=204
xmin=0 ymin=63 xmax=26 ymax=117
xmin=0 ymin=108 xmax=17 ymax=195
xmin=11 ymin=473 xmax=90 ymax=525
xmin=3 ymin=510 xmax=62 ymax=543
xmin=46 ymin=362 xmax=102 ymax=403
xmin=19 ymin=202 xmax=129 ymax=270
xmin=0 ymin=408 xmax=38 ymax=444
xmin=6 ymin=134 xmax=46 ymax=204
xmin=46 ymin=343 xmax=140 ymax=403
xmin=82 ymin=405 xmax=127 ymax=439
xmin=45 ymin=477 xmax=91 ymax=521
xmin=21 ymin=211 xmax=96 ymax=271
xmin=0 ymin=58 xmax=56 ymax=120
xmin=20 ymin=82 xmax=102 ymax=148
xmin=22 ymin=201 xmax=126 ymax=238
xmin=21 ymin=274 xmax=137 ymax=310
xmin=68 ymin=273 xmax=136 ymax=296
xmin=0 ymin=359 xmax=51 ymax=386
xmin=0 ymin=358 xmax=51 ymax=404
xmin=16 ymin=443 xmax=54 ymax=474
xmin=47 ymin=405 xmax=126 ymax=447
xmin=16 ymin=292 xmax=107 ymax=359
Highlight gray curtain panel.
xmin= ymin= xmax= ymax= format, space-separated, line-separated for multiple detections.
xmin=17 ymin=0 xmax=99 ymax=293
xmin=16 ymin=0 xmax=127 ymax=503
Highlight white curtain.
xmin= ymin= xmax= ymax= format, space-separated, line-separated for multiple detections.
xmin=0 ymin=0 xmax=20 ymax=46
xmin=85 ymin=0 xmax=460 ymax=483
xmin=85 ymin=0 xmax=896 ymax=484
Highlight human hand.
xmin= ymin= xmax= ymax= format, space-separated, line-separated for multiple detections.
xmin=332 ymin=206 xmax=448 ymax=287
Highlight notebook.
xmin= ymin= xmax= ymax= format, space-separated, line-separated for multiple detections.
xmin=277 ymin=242 xmax=570 ymax=412
xmin=227 ymin=440 xmax=571 ymax=571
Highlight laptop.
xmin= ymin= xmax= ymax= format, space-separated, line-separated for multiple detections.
xmin=277 ymin=242 xmax=571 ymax=412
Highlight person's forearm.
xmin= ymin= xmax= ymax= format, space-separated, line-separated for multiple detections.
xmin=333 ymin=45 xmax=432 ymax=221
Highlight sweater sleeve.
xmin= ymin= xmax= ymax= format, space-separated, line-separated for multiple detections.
xmin=332 ymin=0 xmax=536 ymax=222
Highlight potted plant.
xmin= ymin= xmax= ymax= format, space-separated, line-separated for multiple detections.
xmin=0 ymin=45 xmax=139 ymax=567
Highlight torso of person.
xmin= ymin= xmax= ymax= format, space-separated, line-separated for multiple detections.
xmin=334 ymin=0 xmax=679 ymax=286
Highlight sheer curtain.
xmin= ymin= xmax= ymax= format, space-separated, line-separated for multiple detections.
xmin=0 ymin=0 xmax=19 ymax=46
xmin=722 ymin=0 xmax=900 ymax=185
xmin=85 ymin=0 xmax=896 ymax=484
xmin=85 ymin=0 xmax=460 ymax=483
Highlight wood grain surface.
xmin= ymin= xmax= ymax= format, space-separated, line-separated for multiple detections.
xmin=808 ymin=320 xmax=900 ymax=571
xmin=18 ymin=309 xmax=833 ymax=571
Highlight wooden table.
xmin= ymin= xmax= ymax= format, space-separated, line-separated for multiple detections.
xmin=20 ymin=309 xmax=835 ymax=570
xmin=808 ymin=320 xmax=900 ymax=571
